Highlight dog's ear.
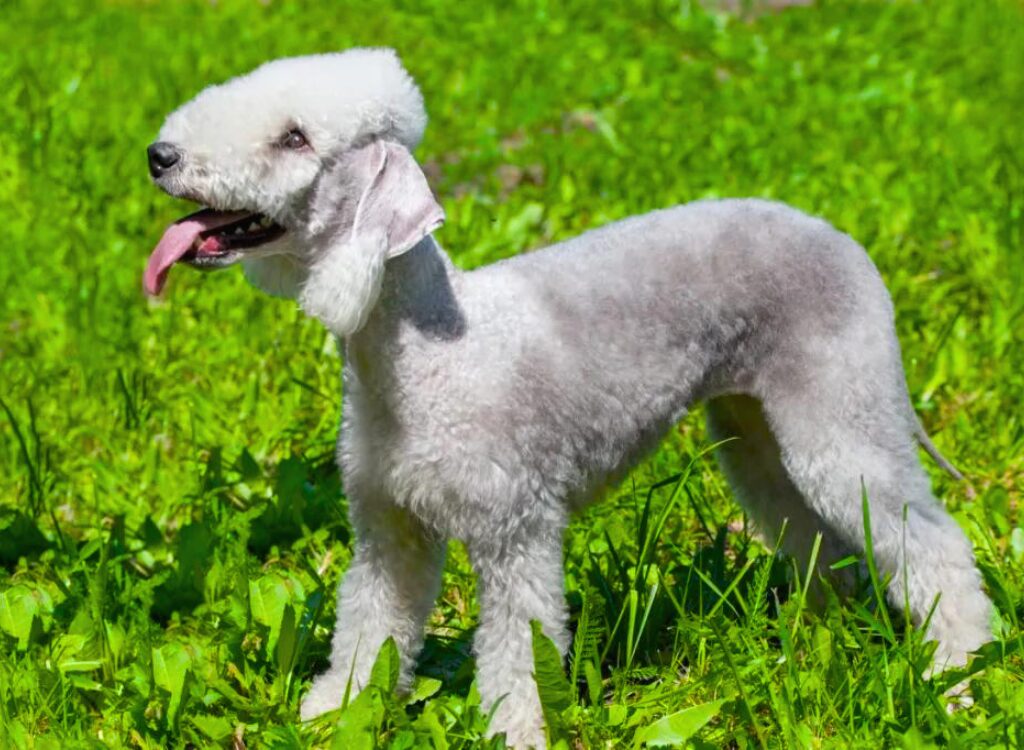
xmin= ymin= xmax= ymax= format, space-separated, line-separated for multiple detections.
xmin=296 ymin=141 xmax=443 ymax=337
xmin=349 ymin=140 xmax=444 ymax=258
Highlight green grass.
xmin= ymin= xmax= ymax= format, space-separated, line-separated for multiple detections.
xmin=1 ymin=0 xmax=1023 ymax=747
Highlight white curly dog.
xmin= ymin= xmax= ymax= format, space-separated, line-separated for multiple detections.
xmin=144 ymin=49 xmax=992 ymax=748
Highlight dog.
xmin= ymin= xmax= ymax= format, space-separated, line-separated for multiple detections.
xmin=144 ymin=49 xmax=992 ymax=748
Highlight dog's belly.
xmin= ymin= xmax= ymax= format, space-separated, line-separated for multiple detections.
xmin=337 ymin=352 xmax=710 ymax=539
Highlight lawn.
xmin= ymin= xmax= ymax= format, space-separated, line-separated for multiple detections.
xmin=1 ymin=0 xmax=1023 ymax=747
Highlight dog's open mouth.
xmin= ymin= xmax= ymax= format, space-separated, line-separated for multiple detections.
xmin=143 ymin=208 xmax=286 ymax=296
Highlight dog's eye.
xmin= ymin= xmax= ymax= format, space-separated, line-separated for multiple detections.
xmin=280 ymin=129 xmax=309 ymax=150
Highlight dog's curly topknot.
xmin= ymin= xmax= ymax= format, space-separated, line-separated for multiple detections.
xmin=159 ymin=47 xmax=427 ymax=154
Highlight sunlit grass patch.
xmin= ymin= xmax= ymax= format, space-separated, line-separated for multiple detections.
xmin=2 ymin=0 xmax=1023 ymax=747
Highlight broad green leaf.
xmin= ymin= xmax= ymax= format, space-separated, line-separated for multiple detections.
xmin=531 ymin=619 xmax=572 ymax=738
xmin=77 ymin=538 xmax=103 ymax=562
xmin=249 ymin=577 xmax=286 ymax=628
xmin=405 ymin=676 xmax=442 ymax=706
xmin=391 ymin=729 xmax=416 ymax=750
xmin=105 ymin=621 xmax=126 ymax=663
xmin=1010 ymin=527 xmax=1024 ymax=563
xmin=330 ymin=638 xmax=400 ymax=750
xmin=191 ymin=714 xmax=233 ymax=741
xmin=250 ymin=575 xmax=289 ymax=654
xmin=152 ymin=643 xmax=191 ymax=725
xmin=0 ymin=586 xmax=51 ymax=650
xmin=606 ymin=703 xmax=628 ymax=727
xmin=275 ymin=604 xmax=297 ymax=675
xmin=250 ymin=574 xmax=305 ymax=656
xmin=369 ymin=637 xmax=400 ymax=693
xmin=53 ymin=633 xmax=88 ymax=663
xmin=0 ymin=588 xmax=35 ymax=649
xmin=331 ymin=688 xmax=383 ymax=750
xmin=415 ymin=704 xmax=449 ymax=750
xmin=635 ymin=699 xmax=726 ymax=747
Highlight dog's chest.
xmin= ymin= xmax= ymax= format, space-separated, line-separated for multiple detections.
xmin=335 ymin=360 xmax=485 ymax=533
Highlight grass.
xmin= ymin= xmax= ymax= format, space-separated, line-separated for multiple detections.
xmin=1 ymin=0 xmax=1023 ymax=747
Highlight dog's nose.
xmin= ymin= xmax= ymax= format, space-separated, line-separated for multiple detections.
xmin=147 ymin=142 xmax=182 ymax=178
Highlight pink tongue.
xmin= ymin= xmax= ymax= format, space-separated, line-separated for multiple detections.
xmin=143 ymin=209 xmax=249 ymax=296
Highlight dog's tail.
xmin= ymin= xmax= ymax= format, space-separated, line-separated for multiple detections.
xmin=914 ymin=416 xmax=964 ymax=481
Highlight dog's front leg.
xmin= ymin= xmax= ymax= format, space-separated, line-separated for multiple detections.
xmin=301 ymin=504 xmax=445 ymax=720
xmin=470 ymin=526 xmax=569 ymax=750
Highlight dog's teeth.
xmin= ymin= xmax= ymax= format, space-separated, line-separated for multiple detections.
xmin=234 ymin=227 xmax=244 ymax=235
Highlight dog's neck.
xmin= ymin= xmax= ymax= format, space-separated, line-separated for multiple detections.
xmin=375 ymin=235 xmax=464 ymax=337
xmin=345 ymin=235 xmax=465 ymax=387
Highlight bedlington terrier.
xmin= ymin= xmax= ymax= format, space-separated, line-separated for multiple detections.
xmin=144 ymin=49 xmax=992 ymax=748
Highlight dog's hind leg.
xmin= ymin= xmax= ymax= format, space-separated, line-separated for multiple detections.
xmin=300 ymin=503 xmax=445 ymax=720
xmin=756 ymin=358 xmax=992 ymax=670
xmin=706 ymin=394 xmax=856 ymax=596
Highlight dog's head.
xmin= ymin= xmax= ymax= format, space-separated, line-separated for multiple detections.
xmin=144 ymin=48 xmax=443 ymax=334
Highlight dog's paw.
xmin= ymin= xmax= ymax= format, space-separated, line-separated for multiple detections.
xmin=299 ymin=674 xmax=348 ymax=721
xmin=486 ymin=695 xmax=548 ymax=749
xmin=944 ymin=680 xmax=975 ymax=714
xmin=499 ymin=725 xmax=547 ymax=750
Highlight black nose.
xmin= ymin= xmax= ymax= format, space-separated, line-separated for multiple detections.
xmin=147 ymin=142 xmax=182 ymax=178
